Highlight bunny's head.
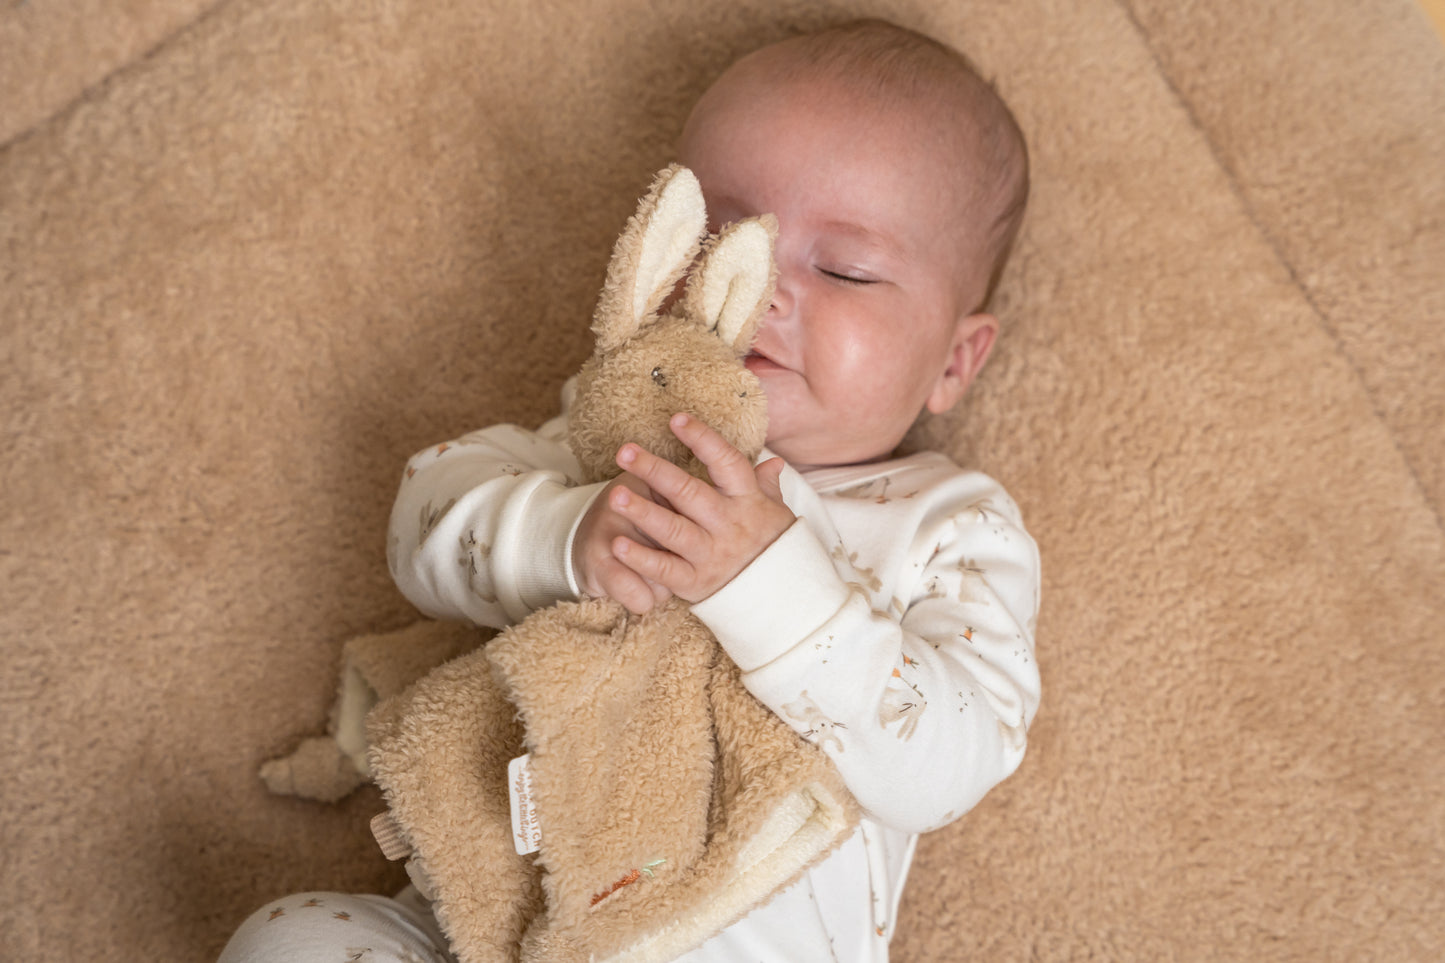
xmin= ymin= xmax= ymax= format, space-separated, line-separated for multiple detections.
xmin=568 ymin=166 xmax=777 ymax=483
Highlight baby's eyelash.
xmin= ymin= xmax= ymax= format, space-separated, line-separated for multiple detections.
xmin=820 ymin=268 xmax=877 ymax=285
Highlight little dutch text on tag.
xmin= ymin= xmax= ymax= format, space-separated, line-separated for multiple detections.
xmin=508 ymin=754 xmax=542 ymax=855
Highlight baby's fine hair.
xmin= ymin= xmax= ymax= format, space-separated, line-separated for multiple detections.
xmin=767 ymin=19 xmax=1030 ymax=310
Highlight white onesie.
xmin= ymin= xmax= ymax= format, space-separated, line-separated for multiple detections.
xmin=383 ymin=388 xmax=1042 ymax=962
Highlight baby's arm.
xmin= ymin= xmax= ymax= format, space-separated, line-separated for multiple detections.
xmin=388 ymin=412 xmax=603 ymax=628
xmin=608 ymin=421 xmax=1040 ymax=831
xmin=694 ymin=475 xmax=1042 ymax=834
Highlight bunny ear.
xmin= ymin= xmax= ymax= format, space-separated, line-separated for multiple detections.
xmin=685 ymin=213 xmax=778 ymax=354
xmin=592 ymin=165 xmax=707 ymax=353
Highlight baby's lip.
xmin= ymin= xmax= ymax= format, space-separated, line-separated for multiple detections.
xmin=745 ymin=348 xmax=789 ymax=374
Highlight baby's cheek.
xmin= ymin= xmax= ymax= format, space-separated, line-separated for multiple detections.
xmin=817 ymin=330 xmax=877 ymax=398
xmin=829 ymin=340 xmax=898 ymax=417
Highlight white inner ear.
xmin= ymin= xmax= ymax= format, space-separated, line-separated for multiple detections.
xmin=633 ymin=171 xmax=707 ymax=321
xmin=702 ymin=220 xmax=772 ymax=347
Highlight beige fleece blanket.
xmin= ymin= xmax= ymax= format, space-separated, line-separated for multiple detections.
xmin=2 ymin=1 xmax=1441 ymax=960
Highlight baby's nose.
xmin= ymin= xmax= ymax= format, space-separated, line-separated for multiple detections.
xmin=767 ymin=280 xmax=794 ymax=319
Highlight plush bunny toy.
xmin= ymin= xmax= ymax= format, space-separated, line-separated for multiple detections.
xmin=265 ymin=166 xmax=856 ymax=963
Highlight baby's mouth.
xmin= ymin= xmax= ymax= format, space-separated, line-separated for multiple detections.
xmin=744 ymin=350 xmax=788 ymax=375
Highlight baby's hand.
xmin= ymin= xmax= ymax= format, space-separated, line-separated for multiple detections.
xmin=608 ymin=413 xmax=795 ymax=604
xmin=572 ymin=474 xmax=674 ymax=616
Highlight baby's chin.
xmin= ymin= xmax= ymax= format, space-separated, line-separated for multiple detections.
xmin=764 ymin=413 xmax=906 ymax=473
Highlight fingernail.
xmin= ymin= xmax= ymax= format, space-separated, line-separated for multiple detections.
xmin=671 ymin=413 xmax=689 ymax=429
xmin=617 ymin=446 xmax=635 ymax=465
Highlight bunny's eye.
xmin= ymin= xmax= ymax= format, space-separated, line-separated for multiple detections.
xmin=651 ymin=366 xmax=668 ymax=388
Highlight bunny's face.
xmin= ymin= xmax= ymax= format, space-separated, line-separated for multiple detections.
xmin=566 ymin=165 xmax=777 ymax=486
xmin=568 ymin=313 xmax=767 ymax=484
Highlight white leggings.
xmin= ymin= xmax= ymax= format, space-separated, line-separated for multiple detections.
xmin=220 ymin=873 xmax=860 ymax=962
xmin=218 ymin=888 xmax=456 ymax=963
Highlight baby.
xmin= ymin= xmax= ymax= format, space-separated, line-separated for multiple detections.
xmin=221 ymin=18 xmax=1039 ymax=963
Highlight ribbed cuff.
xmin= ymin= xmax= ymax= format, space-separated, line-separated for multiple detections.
xmin=500 ymin=479 xmax=607 ymax=618
xmin=691 ymin=519 xmax=852 ymax=673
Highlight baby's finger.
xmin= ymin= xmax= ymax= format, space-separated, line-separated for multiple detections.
xmin=610 ymin=483 xmax=703 ymax=557
xmin=669 ymin=413 xmax=758 ymax=496
xmin=617 ymin=443 xmax=717 ymax=519
xmin=612 ymin=536 xmax=696 ymax=597
xmin=755 ymin=456 xmax=787 ymax=501
xmin=594 ymin=555 xmax=665 ymax=616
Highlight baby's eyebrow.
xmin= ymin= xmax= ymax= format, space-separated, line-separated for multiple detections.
xmin=818 ymin=219 xmax=908 ymax=260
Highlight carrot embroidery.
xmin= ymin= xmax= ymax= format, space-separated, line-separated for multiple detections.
xmin=590 ymin=859 xmax=666 ymax=906
xmin=591 ymin=869 xmax=640 ymax=905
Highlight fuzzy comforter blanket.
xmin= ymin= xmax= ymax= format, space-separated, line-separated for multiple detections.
xmin=2 ymin=1 xmax=1442 ymax=960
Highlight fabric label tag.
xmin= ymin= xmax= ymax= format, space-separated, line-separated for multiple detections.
xmin=508 ymin=753 xmax=542 ymax=855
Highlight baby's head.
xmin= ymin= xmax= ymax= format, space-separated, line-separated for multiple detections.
xmin=678 ymin=19 xmax=1029 ymax=471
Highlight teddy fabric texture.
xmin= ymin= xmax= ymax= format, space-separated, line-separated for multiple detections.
xmin=259 ymin=620 xmax=487 ymax=803
xmin=2 ymin=1 xmax=1442 ymax=961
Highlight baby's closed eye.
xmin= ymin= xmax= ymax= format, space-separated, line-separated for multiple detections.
xmin=818 ymin=266 xmax=880 ymax=285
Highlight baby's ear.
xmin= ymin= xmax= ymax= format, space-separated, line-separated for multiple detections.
xmin=592 ymin=165 xmax=707 ymax=353
xmin=685 ymin=212 xmax=778 ymax=354
xmin=926 ymin=312 xmax=999 ymax=414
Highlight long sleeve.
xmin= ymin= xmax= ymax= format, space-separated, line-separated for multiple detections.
xmin=386 ymin=403 xmax=605 ymax=628
xmin=692 ymin=453 xmax=1041 ymax=834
